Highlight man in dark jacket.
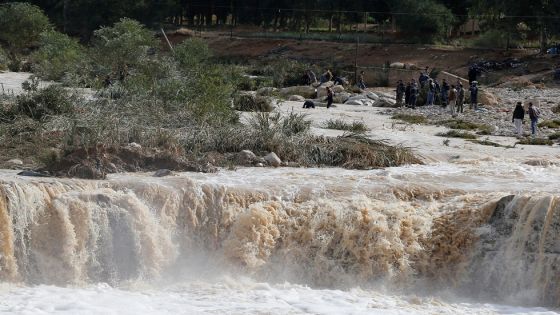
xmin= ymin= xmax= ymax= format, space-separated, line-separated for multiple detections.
xmin=410 ymin=80 xmax=419 ymax=109
xmin=469 ymin=82 xmax=479 ymax=110
xmin=512 ymin=102 xmax=525 ymax=137
xmin=441 ymin=79 xmax=450 ymax=107
xmin=405 ymin=82 xmax=411 ymax=106
xmin=456 ymin=83 xmax=465 ymax=113
xmin=396 ymin=80 xmax=405 ymax=106
xmin=468 ymin=66 xmax=478 ymax=85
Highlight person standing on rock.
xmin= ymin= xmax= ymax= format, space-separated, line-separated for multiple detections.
xmin=441 ymin=79 xmax=450 ymax=107
xmin=448 ymin=85 xmax=457 ymax=115
xmin=528 ymin=102 xmax=541 ymax=137
xmin=320 ymin=69 xmax=333 ymax=84
xmin=426 ymin=79 xmax=435 ymax=106
xmin=405 ymin=81 xmax=411 ymax=107
xmin=326 ymin=86 xmax=333 ymax=109
xmin=410 ymin=80 xmax=419 ymax=109
xmin=512 ymin=102 xmax=525 ymax=137
xmin=358 ymin=71 xmax=366 ymax=90
xmin=457 ymin=82 xmax=465 ymax=114
xmin=396 ymin=80 xmax=405 ymax=106
xmin=469 ymin=82 xmax=479 ymax=110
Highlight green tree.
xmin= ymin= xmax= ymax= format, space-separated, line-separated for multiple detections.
xmin=32 ymin=30 xmax=85 ymax=80
xmin=389 ymin=0 xmax=456 ymax=41
xmin=0 ymin=2 xmax=51 ymax=56
xmin=91 ymin=18 xmax=157 ymax=77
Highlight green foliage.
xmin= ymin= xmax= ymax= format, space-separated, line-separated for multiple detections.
xmin=32 ymin=31 xmax=86 ymax=81
xmin=516 ymin=138 xmax=553 ymax=146
xmin=261 ymin=59 xmax=310 ymax=88
xmin=392 ymin=113 xmax=427 ymax=124
xmin=92 ymin=18 xmax=157 ymax=76
xmin=538 ymin=120 xmax=560 ymax=129
xmin=467 ymin=139 xmax=513 ymax=148
xmin=174 ymin=38 xmax=212 ymax=69
xmin=0 ymin=2 xmax=51 ymax=54
xmin=0 ymin=47 xmax=8 ymax=71
xmin=549 ymin=132 xmax=560 ymax=140
xmin=323 ymin=119 xmax=369 ymax=133
xmin=436 ymin=130 xmax=478 ymax=139
xmin=14 ymin=84 xmax=74 ymax=121
xmin=472 ymin=30 xmax=514 ymax=49
xmin=234 ymin=94 xmax=274 ymax=112
xmin=390 ymin=0 xmax=455 ymax=41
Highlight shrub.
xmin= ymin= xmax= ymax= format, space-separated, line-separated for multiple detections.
xmin=538 ymin=120 xmax=560 ymax=129
xmin=390 ymin=0 xmax=455 ymax=41
xmin=32 ymin=30 xmax=86 ymax=81
xmin=516 ymin=138 xmax=553 ymax=146
xmin=0 ymin=47 xmax=8 ymax=71
xmin=91 ymin=18 xmax=157 ymax=77
xmin=392 ymin=113 xmax=427 ymax=124
xmin=15 ymin=84 xmax=74 ymax=120
xmin=436 ymin=130 xmax=477 ymax=139
xmin=174 ymin=38 xmax=212 ymax=69
xmin=323 ymin=119 xmax=369 ymax=133
xmin=262 ymin=59 xmax=310 ymax=88
xmin=549 ymin=132 xmax=560 ymax=140
xmin=0 ymin=3 xmax=51 ymax=55
xmin=472 ymin=30 xmax=518 ymax=49
xmin=234 ymin=94 xmax=274 ymax=112
xmin=467 ymin=139 xmax=512 ymax=148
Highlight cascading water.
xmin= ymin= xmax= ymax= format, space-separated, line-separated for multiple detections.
xmin=0 ymin=163 xmax=559 ymax=314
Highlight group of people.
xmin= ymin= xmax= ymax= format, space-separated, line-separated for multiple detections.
xmin=512 ymin=101 xmax=541 ymax=137
xmin=395 ymin=68 xmax=479 ymax=115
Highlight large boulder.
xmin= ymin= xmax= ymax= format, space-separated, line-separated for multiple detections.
xmin=256 ymin=87 xmax=278 ymax=96
xmin=333 ymin=92 xmax=351 ymax=104
xmin=7 ymin=159 xmax=23 ymax=166
xmin=279 ymin=86 xmax=316 ymax=99
xmin=479 ymin=90 xmax=499 ymax=106
xmin=238 ymin=150 xmax=258 ymax=165
xmin=390 ymin=62 xmax=405 ymax=69
xmin=366 ymin=92 xmax=379 ymax=101
xmin=288 ymin=95 xmax=305 ymax=102
xmin=264 ymin=152 xmax=282 ymax=167
xmin=374 ymin=97 xmax=397 ymax=107
xmin=345 ymin=100 xmax=364 ymax=106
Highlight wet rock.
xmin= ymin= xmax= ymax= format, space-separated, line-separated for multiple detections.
xmin=366 ymin=92 xmax=379 ymax=101
xmin=238 ymin=150 xmax=257 ymax=165
xmin=264 ymin=152 xmax=282 ymax=167
xmin=346 ymin=100 xmax=364 ymax=106
xmin=374 ymin=97 xmax=397 ymax=107
xmin=68 ymin=163 xmax=106 ymax=180
xmin=17 ymin=170 xmax=50 ymax=177
xmin=154 ymin=169 xmax=173 ymax=177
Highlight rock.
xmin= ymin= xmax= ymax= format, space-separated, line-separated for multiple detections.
xmin=333 ymin=92 xmax=351 ymax=104
xmin=264 ymin=152 xmax=282 ymax=167
xmin=68 ymin=164 xmax=106 ymax=180
xmin=7 ymin=159 xmax=23 ymax=165
xmin=256 ymin=87 xmax=278 ymax=96
xmin=106 ymin=162 xmax=118 ymax=173
xmin=479 ymin=90 xmax=499 ymax=106
xmin=288 ymin=95 xmax=305 ymax=101
xmin=366 ymin=92 xmax=379 ymax=101
xmin=279 ymin=86 xmax=316 ymax=99
xmin=154 ymin=169 xmax=173 ymax=177
xmin=238 ymin=150 xmax=257 ymax=165
xmin=347 ymin=95 xmax=369 ymax=102
xmin=17 ymin=170 xmax=50 ymax=177
xmin=256 ymin=163 xmax=264 ymax=167
xmin=390 ymin=62 xmax=405 ymax=69
xmin=127 ymin=142 xmax=142 ymax=150
xmin=345 ymin=100 xmax=364 ymax=106
xmin=374 ymin=97 xmax=397 ymax=107
xmin=331 ymin=85 xmax=345 ymax=93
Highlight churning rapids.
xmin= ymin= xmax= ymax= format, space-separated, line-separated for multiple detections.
xmin=0 ymin=160 xmax=559 ymax=314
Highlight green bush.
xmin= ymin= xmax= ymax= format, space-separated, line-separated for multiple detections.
xmin=472 ymin=30 xmax=517 ymax=49
xmin=323 ymin=119 xmax=369 ymax=133
xmin=262 ymin=59 xmax=310 ymax=87
xmin=516 ymin=138 xmax=553 ymax=146
xmin=174 ymin=38 xmax=212 ymax=69
xmin=32 ymin=30 xmax=86 ymax=81
xmin=91 ymin=18 xmax=157 ymax=77
xmin=0 ymin=2 xmax=51 ymax=55
xmin=391 ymin=0 xmax=455 ymax=41
xmin=538 ymin=120 xmax=560 ymax=129
xmin=0 ymin=47 xmax=8 ymax=70
xmin=392 ymin=113 xmax=427 ymax=124
xmin=234 ymin=94 xmax=274 ymax=112
xmin=15 ymin=84 xmax=74 ymax=120
xmin=549 ymin=132 xmax=560 ymax=140
xmin=436 ymin=130 xmax=477 ymax=139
